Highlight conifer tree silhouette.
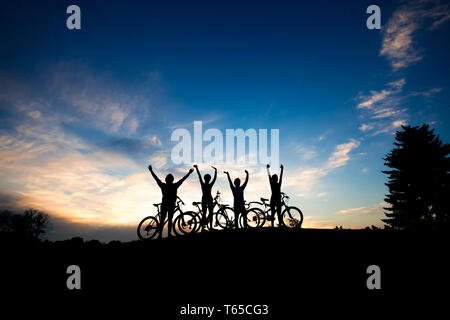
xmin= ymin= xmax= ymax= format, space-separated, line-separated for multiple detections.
xmin=383 ymin=124 xmax=450 ymax=229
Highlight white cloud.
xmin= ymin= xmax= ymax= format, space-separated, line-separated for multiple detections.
xmin=372 ymin=119 xmax=406 ymax=136
xmin=372 ymin=107 xmax=407 ymax=119
xmin=359 ymin=124 xmax=374 ymax=132
xmin=381 ymin=0 xmax=450 ymax=71
xmin=337 ymin=202 xmax=385 ymax=216
xmin=149 ymin=152 xmax=168 ymax=168
xmin=143 ymin=135 xmax=162 ymax=147
xmin=45 ymin=64 xmax=158 ymax=136
xmin=28 ymin=110 xmax=41 ymax=119
xmin=285 ymin=139 xmax=360 ymax=196
xmin=357 ymin=78 xmax=405 ymax=110
xmin=338 ymin=206 xmax=366 ymax=215
xmin=0 ymin=117 xmax=161 ymax=226
xmin=326 ymin=139 xmax=360 ymax=170
xmin=294 ymin=144 xmax=317 ymax=161
xmin=357 ymin=79 xmax=409 ymax=136
xmin=107 ymin=104 xmax=128 ymax=132
xmin=411 ymin=87 xmax=442 ymax=97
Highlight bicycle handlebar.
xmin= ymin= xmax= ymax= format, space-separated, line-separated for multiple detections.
xmin=177 ymin=196 xmax=185 ymax=206
xmin=280 ymin=192 xmax=289 ymax=199
xmin=247 ymin=201 xmax=263 ymax=206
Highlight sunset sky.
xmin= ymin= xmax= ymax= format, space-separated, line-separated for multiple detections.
xmin=1 ymin=0 xmax=449 ymax=241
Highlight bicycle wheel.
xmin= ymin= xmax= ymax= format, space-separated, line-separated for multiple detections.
xmin=210 ymin=211 xmax=230 ymax=231
xmin=173 ymin=211 xmax=200 ymax=235
xmin=137 ymin=216 xmax=159 ymax=240
xmin=265 ymin=208 xmax=277 ymax=227
xmin=254 ymin=208 xmax=266 ymax=228
xmin=219 ymin=206 xmax=235 ymax=229
xmin=239 ymin=208 xmax=262 ymax=229
xmin=281 ymin=206 xmax=303 ymax=228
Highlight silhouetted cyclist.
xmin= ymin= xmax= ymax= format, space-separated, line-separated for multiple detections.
xmin=224 ymin=170 xmax=249 ymax=228
xmin=148 ymin=165 xmax=194 ymax=238
xmin=194 ymin=165 xmax=217 ymax=231
xmin=267 ymin=164 xmax=284 ymax=227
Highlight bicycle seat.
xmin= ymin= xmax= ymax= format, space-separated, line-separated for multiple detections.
xmin=153 ymin=203 xmax=161 ymax=207
xmin=192 ymin=202 xmax=202 ymax=206
xmin=260 ymin=198 xmax=269 ymax=202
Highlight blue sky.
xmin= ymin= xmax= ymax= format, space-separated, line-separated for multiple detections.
xmin=1 ymin=0 xmax=449 ymax=241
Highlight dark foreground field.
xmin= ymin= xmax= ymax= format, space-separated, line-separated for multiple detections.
xmin=2 ymin=228 xmax=448 ymax=317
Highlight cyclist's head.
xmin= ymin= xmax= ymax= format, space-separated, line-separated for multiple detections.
xmin=272 ymin=174 xmax=278 ymax=183
xmin=204 ymin=173 xmax=211 ymax=183
xmin=234 ymin=178 xmax=241 ymax=187
xmin=165 ymin=174 xmax=174 ymax=184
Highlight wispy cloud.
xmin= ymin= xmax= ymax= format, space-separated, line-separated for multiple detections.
xmin=373 ymin=119 xmax=407 ymax=136
xmin=0 ymin=118 xmax=160 ymax=226
xmin=356 ymin=77 xmax=441 ymax=136
xmin=47 ymin=64 xmax=158 ymax=135
xmin=338 ymin=206 xmax=367 ymax=215
xmin=357 ymin=78 xmax=405 ymax=111
xmin=149 ymin=152 xmax=168 ymax=169
xmin=0 ymin=66 xmax=173 ymax=232
xmin=357 ymin=79 xmax=407 ymax=135
xmin=294 ymin=144 xmax=318 ymax=161
xmin=285 ymin=139 xmax=360 ymax=197
xmin=325 ymin=139 xmax=360 ymax=170
xmin=337 ymin=202 xmax=386 ymax=216
xmin=381 ymin=0 xmax=450 ymax=71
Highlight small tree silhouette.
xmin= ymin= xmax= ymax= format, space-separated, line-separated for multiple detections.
xmin=382 ymin=124 xmax=450 ymax=229
xmin=0 ymin=208 xmax=50 ymax=239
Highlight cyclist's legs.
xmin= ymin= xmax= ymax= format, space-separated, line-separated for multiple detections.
xmin=275 ymin=201 xmax=282 ymax=226
xmin=159 ymin=205 xmax=168 ymax=238
xmin=233 ymin=206 xmax=240 ymax=228
xmin=201 ymin=201 xmax=208 ymax=230
xmin=270 ymin=196 xmax=281 ymax=227
xmin=235 ymin=204 xmax=246 ymax=228
xmin=207 ymin=202 xmax=214 ymax=229
xmin=166 ymin=205 xmax=175 ymax=237
xmin=242 ymin=206 xmax=248 ymax=228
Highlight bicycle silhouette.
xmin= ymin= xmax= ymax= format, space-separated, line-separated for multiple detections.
xmin=137 ymin=196 xmax=198 ymax=240
xmin=137 ymin=192 xmax=303 ymax=239
xmin=200 ymin=191 xmax=281 ymax=230
xmin=190 ymin=191 xmax=235 ymax=231
xmin=244 ymin=192 xmax=303 ymax=228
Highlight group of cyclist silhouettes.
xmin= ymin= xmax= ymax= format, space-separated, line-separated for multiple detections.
xmin=148 ymin=163 xmax=284 ymax=238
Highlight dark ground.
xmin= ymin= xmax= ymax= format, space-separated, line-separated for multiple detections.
xmin=2 ymin=228 xmax=448 ymax=317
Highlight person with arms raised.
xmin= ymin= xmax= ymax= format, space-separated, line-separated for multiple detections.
xmin=148 ymin=165 xmax=194 ymax=238
xmin=193 ymin=164 xmax=217 ymax=231
xmin=224 ymin=170 xmax=249 ymax=229
xmin=267 ymin=164 xmax=284 ymax=227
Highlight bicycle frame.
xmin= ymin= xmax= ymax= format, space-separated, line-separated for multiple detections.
xmin=247 ymin=193 xmax=288 ymax=212
xmin=151 ymin=197 xmax=186 ymax=227
xmin=244 ymin=193 xmax=296 ymax=228
xmin=191 ymin=191 xmax=234 ymax=230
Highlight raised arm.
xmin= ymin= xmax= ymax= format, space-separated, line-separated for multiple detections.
xmin=193 ymin=164 xmax=204 ymax=185
xmin=148 ymin=165 xmax=163 ymax=188
xmin=211 ymin=166 xmax=217 ymax=185
xmin=176 ymin=168 xmax=194 ymax=187
xmin=224 ymin=171 xmax=233 ymax=188
xmin=242 ymin=170 xmax=249 ymax=189
xmin=266 ymin=164 xmax=271 ymax=181
xmin=279 ymin=164 xmax=284 ymax=186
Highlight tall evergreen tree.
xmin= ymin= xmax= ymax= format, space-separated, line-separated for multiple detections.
xmin=382 ymin=124 xmax=450 ymax=229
